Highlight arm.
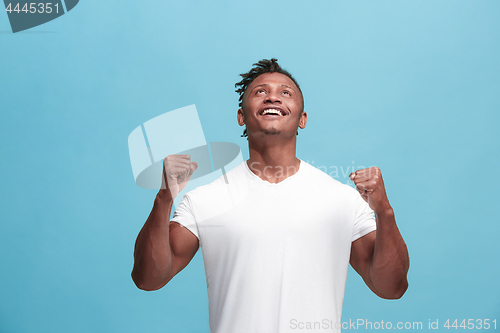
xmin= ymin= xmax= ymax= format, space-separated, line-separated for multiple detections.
xmin=131 ymin=155 xmax=199 ymax=291
xmin=349 ymin=167 xmax=409 ymax=299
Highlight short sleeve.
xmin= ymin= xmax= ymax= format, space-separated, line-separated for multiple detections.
xmin=171 ymin=194 xmax=200 ymax=239
xmin=352 ymin=194 xmax=377 ymax=242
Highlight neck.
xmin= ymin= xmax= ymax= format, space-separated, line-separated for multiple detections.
xmin=246 ymin=135 xmax=300 ymax=183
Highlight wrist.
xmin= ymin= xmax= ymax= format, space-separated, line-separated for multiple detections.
xmin=156 ymin=189 xmax=174 ymax=205
xmin=374 ymin=205 xmax=394 ymax=219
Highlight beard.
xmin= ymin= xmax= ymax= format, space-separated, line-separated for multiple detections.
xmin=261 ymin=128 xmax=281 ymax=135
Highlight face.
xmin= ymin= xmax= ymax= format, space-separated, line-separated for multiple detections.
xmin=237 ymin=72 xmax=307 ymax=139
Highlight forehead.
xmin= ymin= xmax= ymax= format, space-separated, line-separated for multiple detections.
xmin=246 ymin=72 xmax=299 ymax=92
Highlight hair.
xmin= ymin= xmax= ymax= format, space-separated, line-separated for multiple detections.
xmin=235 ymin=58 xmax=303 ymax=137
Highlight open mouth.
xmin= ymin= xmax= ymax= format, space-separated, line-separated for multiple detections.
xmin=259 ymin=108 xmax=286 ymax=116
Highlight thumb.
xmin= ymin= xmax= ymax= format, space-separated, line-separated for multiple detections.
xmin=185 ymin=161 xmax=198 ymax=181
xmin=190 ymin=161 xmax=198 ymax=173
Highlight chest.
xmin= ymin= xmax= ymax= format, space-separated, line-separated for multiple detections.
xmin=197 ymin=185 xmax=355 ymax=250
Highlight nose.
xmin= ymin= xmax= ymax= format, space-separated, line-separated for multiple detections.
xmin=265 ymin=90 xmax=282 ymax=104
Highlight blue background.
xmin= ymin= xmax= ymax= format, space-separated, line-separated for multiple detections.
xmin=1 ymin=0 xmax=499 ymax=332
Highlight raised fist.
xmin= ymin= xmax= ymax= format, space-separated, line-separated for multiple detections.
xmin=161 ymin=154 xmax=198 ymax=199
xmin=349 ymin=167 xmax=391 ymax=214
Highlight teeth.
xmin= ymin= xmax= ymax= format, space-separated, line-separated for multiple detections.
xmin=262 ymin=109 xmax=283 ymax=116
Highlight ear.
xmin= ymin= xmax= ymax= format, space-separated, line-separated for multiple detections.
xmin=237 ymin=108 xmax=245 ymax=126
xmin=298 ymin=111 xmax=307 ymax=129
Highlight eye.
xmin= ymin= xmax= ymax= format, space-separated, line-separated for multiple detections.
xmin=282 ymin=90 xmax=291 ymax=96
xmin=256 ymin=89 xmax=266 ymax=95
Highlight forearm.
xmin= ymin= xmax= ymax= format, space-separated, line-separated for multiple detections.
xmin=132 ymin=190 xmax=175 ymax=290
xmin=369 ymin=208 xmax=409 ymax=299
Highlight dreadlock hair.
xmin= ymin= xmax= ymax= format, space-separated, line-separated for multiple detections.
xmin=235 ymin=58 xmax=303 ymax=138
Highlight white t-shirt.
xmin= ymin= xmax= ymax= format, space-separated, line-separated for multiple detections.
xmin=171 ymin=160 xmax=376 ymax=333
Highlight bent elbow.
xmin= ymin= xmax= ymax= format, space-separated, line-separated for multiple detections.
xmin=131 ymin=271 xmax=167 ymax=291
xmin=137 ymin=285 xmax=162 ymax=292
xmin=382 ymin=280 xmax=408 ymax=300
xmin=131 ymin=272 xmax=149 ymax=291
xmin=134 ymin=280 xmax=162 ymax=292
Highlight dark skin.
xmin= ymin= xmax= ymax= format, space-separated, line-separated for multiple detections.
xmin=132 ymin=72 xmax=409 ymax=299
xmin=237 ymin=73 xmax=307 ymax=183
xmin=349 ymin=167 xmax=409 ymax=299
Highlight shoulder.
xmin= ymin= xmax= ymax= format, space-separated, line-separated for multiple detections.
xmin=298 ymin=161 xmax=362 ymax=206
xmin=300 ymin=160 xmax=356 ymax=192
xmin=184 ymin=161 xmax=247 ymax=201
xmin=178 ymin=162 xmax=248 ymax=221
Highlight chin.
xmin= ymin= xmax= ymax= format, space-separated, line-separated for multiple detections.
xmin=262 ymin=129 xmax=281 ymax=135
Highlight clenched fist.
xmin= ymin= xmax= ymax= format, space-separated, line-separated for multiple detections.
xmin=349 ymin=167 xmax=392 ymax=214
xmin=160 ymin=154 xmax=198 ymax=200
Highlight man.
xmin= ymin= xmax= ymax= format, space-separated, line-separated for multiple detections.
xmin=132 ymin=59 xmax=409 ymax=332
